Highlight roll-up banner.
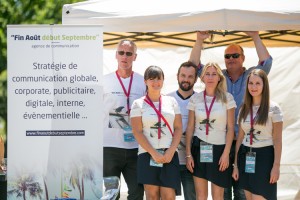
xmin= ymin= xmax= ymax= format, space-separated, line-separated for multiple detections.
xmin=7 ymin=25 xmax=103 ymax=200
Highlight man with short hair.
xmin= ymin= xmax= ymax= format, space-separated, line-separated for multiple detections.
xmin=103 ymin=39 xmax=145 ymax=200
xmin=168 ymin=61 xmax=198 ymax=200
xmin=189 ymin=31 xmax=272 ymax=200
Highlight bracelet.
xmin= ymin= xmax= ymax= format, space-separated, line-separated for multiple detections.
xmin=185 ymin=154 xmax=192 ymax=159
xmin=232 ymin=164 xmax=238 ymax=168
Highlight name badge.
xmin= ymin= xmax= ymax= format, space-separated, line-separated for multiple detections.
xmin=150 ymin=149 xmax=164 ymax=167
xmin=123 ymin=126 xmax=135 ymax=142
xmin=200 ymin=142 xmax=213 ymax=163
xmin=245 ymin=152 xmax=256 ymax=173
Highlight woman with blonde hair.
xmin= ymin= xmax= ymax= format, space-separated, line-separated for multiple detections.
xmin=186 ymin=62 xmax=236 ymax=199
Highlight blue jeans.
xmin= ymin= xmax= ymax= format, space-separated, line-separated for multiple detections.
xmin=180 ymin=165 xmax=196 ymax=200
xmin=224 ymin=141 xmax=246 ymax=200
xmin=104 ymin=147 xmax=144 ymax=200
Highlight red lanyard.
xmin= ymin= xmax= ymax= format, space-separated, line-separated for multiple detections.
xmin=144 ymin=95 xmax=173 ymax=139
xmin=249 ymin=107 xmax=257 ymax=146
xmin=204 ymin=90 xmax=216 ymax=136
xmin=116 ymin=71 xmax=133 ymax=115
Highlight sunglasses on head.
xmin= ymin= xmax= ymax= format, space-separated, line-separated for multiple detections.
xmin=117 ymin=51 xmax=133 ymax=56
xmin=224 ymin=53 xmax=241 ymax=59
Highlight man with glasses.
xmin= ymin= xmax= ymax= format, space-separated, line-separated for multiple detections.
xmin=103 ymin=39 xmax=145 ymax=200
xmin=189 ymin=31 xmax=272 ymax=200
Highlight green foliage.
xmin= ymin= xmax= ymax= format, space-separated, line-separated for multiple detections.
xmin=0 ymin=70 xmax=7 ymax=141
xmin=0 ymin=0 xmax=83 ymax=141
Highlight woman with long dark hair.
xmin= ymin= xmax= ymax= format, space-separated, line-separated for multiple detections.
xmin=232 ymin=69 xmax=283 ymax=200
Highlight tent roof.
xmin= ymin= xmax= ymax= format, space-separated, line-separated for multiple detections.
xmin=62 ymin=0 xmax=300 ymax=48
xmin=102 ymin=31 xmax=300 ymax=48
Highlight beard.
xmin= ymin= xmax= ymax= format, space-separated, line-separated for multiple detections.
xmin=179 ymin=81 xmax=194 ymax=91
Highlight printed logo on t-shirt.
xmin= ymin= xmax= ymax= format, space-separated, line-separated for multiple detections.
xmin=245 ymin=129 xmax=261 ymax=144
xmin=149 ymin=122 xmax=167 ymax=138
xmin=199 ymin=119 xmax=216 ymax=130
xmin=245 ymin=112 xmax=260 ymax=144
xmin=108 ymin=106 xmax=130 ymax=130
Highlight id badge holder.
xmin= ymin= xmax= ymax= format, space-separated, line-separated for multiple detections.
xmin=200 ymin=141 xmax=213 ymax=163
xmin=123 ymin=125 xmax=135 ymax=142
xmin=150 ymin=149 xmax=164 ymax=167
xmin=245 ymin=151 xmax=256 ymax=173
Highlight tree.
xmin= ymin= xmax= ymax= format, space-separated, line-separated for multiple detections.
xmin=69 ymin=159 xmax=95 ymax=200
xmin=7 ymin=173 xmax=43 ymax=200
xmin=0 ymin=0 xmax=83 ymax=156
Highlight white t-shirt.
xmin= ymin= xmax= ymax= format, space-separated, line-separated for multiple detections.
xmin=187 ymin=91 xmax=236 ymax=145
xmin=130 ymin=95 xmax=181 ymax=154
xmin=240 ymin=101 xmax=283 ymax=148
xmin=168 ymin=90 xmax=196 ymax=165
xmin=103 ymin=71 xmax=146 ymax=149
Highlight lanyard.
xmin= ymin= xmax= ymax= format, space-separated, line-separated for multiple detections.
xmin=249 ymin=107 xmax=257 ymax=146
xmin=116 ymin=71 xmax=133 ymax=115
xmin=203 ymin=90 xmax=216 ymax=136
xmin=144 ymin=95 xmax=173 ymax=139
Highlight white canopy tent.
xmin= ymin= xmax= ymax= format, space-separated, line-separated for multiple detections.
xmin=62 ymin=1 xmax=300 ymax=199
xmin=62 ymin=0 xmax=300 ymax=31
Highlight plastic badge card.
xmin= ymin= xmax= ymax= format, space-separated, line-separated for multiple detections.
xmin=123 ymin=126 xmax=136 ymax=142
xmin=200 ymin=142 xmax=213 ymax=163
xmin=150 ymin=149 xmax=164 ymax=167
xmin=245 ymin=152 xmax=256 ymax=173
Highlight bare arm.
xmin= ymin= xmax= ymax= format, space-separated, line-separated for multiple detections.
xmin=189 ymin=31 xmax=210 ymax=66
xmin=164 ymin=114 xmax=182 ymax=163
xmin=232 ymin=125 xmax=245 ymax=181
xmin=185 ymin=110 xmax=196 ymax=173
xmin=244 ymin=31 xmax=270 ymax=62
xmin=219 ymin=107 xmax=235 ymax=171
xmin=131 ymin=116 xmax=164 ymax=163
xmin=270 ymin=121 xmax=283 ymax=184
